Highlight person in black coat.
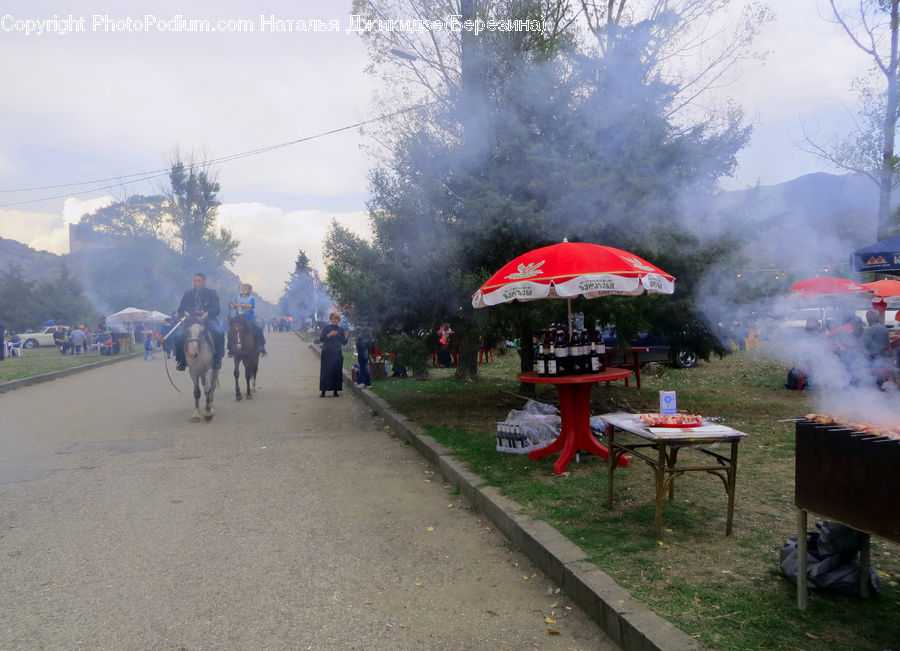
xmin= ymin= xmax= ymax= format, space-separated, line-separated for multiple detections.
xmin=173 ymin=273 xmax=225 ymax=370
xmin=319 ymin=312 xmax=348 ymax=396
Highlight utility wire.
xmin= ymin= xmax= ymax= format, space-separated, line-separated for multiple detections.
xmin=0 ymin=101 xmax=434 ymax=208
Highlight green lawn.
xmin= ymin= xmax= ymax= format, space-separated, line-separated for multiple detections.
xmin=360 ymin=347 xmax=900 ymax=650
xmin=0 ymin=346 xmax=131 ymax=383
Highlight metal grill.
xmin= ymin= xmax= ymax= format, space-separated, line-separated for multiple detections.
xmin=795 ymin=420 xmax=900 ymax=544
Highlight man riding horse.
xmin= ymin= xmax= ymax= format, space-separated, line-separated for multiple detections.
xmin=227 ymin=283 xmax=267 ymax=357
xmin=174 ymin=273 xmax=225 ymax=371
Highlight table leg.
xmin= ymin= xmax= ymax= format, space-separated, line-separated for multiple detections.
xmin=632 ymin=351 xmax=642 ymax=390
xmin=797 ymin=509 xmax=808 ymax=610
xmin=654 ymin=444 xmax=666 ymax=540
xmin=726 ymin=440 xmax=738 ymax=536
xmin=607 ymin=425 xmax=616 ymax=508
xmin=528 ymin=427 xmax=566 ymax=460
xmin=551 ymin=384 xmax=579 ymax=474
xmin=535 ymin=384 xmax=629 ymax=474
xmin=667 ymin=446 xmax=680 ymax=500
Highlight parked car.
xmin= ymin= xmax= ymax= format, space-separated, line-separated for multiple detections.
xmin=12 ymin=325 xmax=71 ymax=349
xmin=601 ymin=326 xmax=699 ymax=368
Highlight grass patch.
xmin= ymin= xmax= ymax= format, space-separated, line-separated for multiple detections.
xmin=0 ymin=347 xmax=120 ymax=383
xmin=365 ymin=348 xmax=900 ymax=650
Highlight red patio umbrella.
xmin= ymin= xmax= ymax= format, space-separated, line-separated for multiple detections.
xmin=472 ymin=240 xmax=675 ymax=311
xmin=788 ymin=277 xmax=869 ymax=296
xmin=861 ymin=279 xmax=900 ymax=298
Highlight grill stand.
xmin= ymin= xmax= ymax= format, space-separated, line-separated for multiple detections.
xmin=796 ymin=508 xmax=872 ymax=609
xmin=794 ymin=420 xmax=893 ymax=609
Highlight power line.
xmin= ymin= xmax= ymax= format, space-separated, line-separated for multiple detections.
xmin=0 ymin=102 xmax=435 ymax=209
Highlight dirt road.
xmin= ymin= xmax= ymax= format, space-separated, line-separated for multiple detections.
xmin=0 ymin=332 xmax=615 ymax=649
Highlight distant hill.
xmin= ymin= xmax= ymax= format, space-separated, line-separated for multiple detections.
xmin=700 ymin=172 xmax=882 ymax=270
xmin=0 ymin=237 xmax=66 ymax=279
xmin=0 ymin=231 xmax=277 ymax=317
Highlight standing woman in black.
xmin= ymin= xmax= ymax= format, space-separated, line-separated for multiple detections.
xmin=319 ymin=312 xmax=348 ymax=397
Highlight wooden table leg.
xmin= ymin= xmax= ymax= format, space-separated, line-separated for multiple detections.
xmin=607 ymin=425 xmax=616 ymax=508
xmin=654 ymin=444 xmax=666 ymax=540
xmin=632 ymin=350 xmax=642 ymax=390
xmin=667 ymin=447 xmax=680 ymax=500
xmin=797 ymin=509 xmax=808 ymax=610
xmin=726 ymin=440 xmax=739 ymax=536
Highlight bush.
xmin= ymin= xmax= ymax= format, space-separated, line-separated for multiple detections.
xmin=385 ymin=332 xmax=430 ymax=379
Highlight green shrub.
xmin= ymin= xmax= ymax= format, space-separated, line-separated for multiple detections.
xmin=385 ymin=332 xmax=430 ymax=379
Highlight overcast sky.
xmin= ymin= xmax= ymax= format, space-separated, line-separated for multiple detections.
xmin=0 ymin=0 xmax=876 ymax=302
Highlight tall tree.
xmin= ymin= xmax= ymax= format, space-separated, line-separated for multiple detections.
xmin=803 ymin=0 xmax=900 ymax=240
xmin=165 ymin=156 xmax=239 ymax=268
xmin=580 ymin=1 xmax=773 ymax=125
xmin=330 ymin=0 xmax=749 ymax=379
xmin=279 ymin=250 xmax=326 ymax=324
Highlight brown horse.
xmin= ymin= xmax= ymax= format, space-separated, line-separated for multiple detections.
xmin=228 ymin=316 xmax=260 ymax=400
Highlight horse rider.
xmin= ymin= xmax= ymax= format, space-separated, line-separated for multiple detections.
xmin=227 ymin=283 xmax=267 ymax=356
xmin=173 ymin=272 xmax=225 ymax=371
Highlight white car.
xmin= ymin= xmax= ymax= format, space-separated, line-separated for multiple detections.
xmin=12 ymin=326 xmax=71 ymax=349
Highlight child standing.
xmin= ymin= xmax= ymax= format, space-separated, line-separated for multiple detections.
xmin=143 ymin=329 xmax=156 ymax=360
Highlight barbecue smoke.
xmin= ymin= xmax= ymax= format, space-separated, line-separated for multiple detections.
xmin=690 ymin=173 xmax=897 ymax=424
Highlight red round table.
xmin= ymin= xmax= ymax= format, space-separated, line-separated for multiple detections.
xmin=518 ymin=369 xmax=633 ymax=475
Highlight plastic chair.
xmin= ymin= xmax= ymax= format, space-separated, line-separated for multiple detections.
xmin=9 ymin=339 xmax=25 ymax=357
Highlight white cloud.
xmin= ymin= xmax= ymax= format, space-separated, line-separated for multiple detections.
xmin=0 ymin=208 xmax=67 ymax=254
xmin=62 ymin=195 xmax=114 ymax=225
xmin=0 ymin=150 xmax=13 ymax=174
xmin=219 ymin=202 xmax=370 ymax=301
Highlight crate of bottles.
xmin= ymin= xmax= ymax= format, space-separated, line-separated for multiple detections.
xmin=496 ymin=422 xmax=540 ymax=454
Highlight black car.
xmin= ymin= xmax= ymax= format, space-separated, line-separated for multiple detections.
xmin=602 ymin=327 xmax=699 ymax=368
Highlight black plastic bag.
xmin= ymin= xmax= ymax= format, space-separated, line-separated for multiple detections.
xmin=780 ymin=522 xmax=881 ymax=595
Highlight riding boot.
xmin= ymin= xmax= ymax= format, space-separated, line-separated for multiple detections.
xmin=213 ymin=356 xmax=222 ymax=370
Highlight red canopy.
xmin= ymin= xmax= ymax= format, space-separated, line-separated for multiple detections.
xmin=472 ymin=241 xmax=674 ymax=308
xmin=788 ymin=277 xmax=868 ymax=296
xmin=862 ymin=279 xmax=900 ymax=298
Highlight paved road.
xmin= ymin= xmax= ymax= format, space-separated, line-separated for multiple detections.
xmin=0 ymin=332 xmax=616 ymax=650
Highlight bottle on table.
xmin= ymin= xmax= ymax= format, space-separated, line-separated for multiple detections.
xmin=580 ymin=328 xmax=591 ymax=374
xmin=546 ymin=330 xmax=559 ymax=377
xmin=536 ymin=329 xmax=549 ymax=376
xmin=554 ymin=327 xmax=569 ymax=375
xmin=568 ymin=328 xmax=582 ymax=374
xmin=591 ymin=327 xmax=606 ymax=373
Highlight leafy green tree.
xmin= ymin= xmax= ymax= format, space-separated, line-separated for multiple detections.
xmin=0 ymin=264 xmax=41 ymax=332
xmin=83 ymin=193 xmax=167 ymax=239
xmin=34 ymin=263 xmax=97 ymax=328
xmin=332 ymin=0 xmax=752 ymax=379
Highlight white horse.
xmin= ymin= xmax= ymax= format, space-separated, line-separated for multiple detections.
xmin=183 ymin=317 xmax=218 ymax=422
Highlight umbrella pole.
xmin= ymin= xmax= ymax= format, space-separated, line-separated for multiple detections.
xmin=567 ymin=298 xmax=573 ymax=336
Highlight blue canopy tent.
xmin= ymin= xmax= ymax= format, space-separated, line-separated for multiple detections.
xmin=851 ymin=234 xmax=900 ymax=273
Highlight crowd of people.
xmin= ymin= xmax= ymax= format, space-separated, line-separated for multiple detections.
xmin=788 ymin=308 xmax=899 ymax=391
